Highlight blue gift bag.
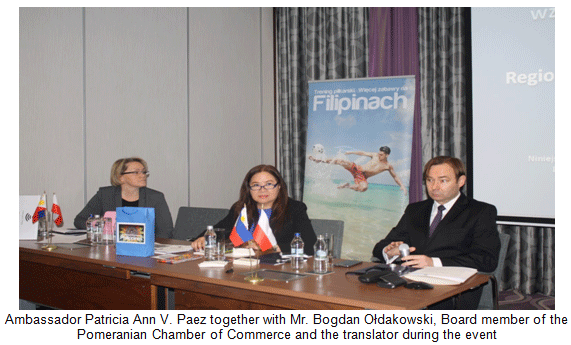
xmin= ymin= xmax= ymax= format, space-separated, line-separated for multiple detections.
xmin=115 ymin=207 xmax=155 ymax=257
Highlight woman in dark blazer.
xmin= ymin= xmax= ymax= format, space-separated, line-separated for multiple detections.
xmin=191 ymin=164 xmax=317 ymax=254
xmin=74 ymin=157 xmax=174 ymax=239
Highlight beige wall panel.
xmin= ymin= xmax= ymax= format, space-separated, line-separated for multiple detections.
xmin=84 ymin=8 xmax=188 ymax=220
xmin=19 ymin=8 xmax=84 ymax=227
xmin=187 ymin=8 xmax=265 ymax=208
xmin=20 ymin=7 xmax=275 ymax=228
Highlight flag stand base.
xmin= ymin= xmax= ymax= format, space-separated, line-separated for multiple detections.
xmin=42 ymin=244 xmax=57 ymax=251
xmin=245 ymin=275 xmax=264 ymax=283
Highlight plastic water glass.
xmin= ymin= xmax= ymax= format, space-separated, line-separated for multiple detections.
xmin=214 ymin=228 xmax=226 ymax=260
xmin=324 ymin=233 xmax=335 ymax=266
xmin=101 ymin=217 xmax=114 ymax=245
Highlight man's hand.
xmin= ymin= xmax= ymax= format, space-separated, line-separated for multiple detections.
xmin=401 ymin=254 xmax=433 ymax=268
xmin=384 ymin=241 xmax=405 ymax=258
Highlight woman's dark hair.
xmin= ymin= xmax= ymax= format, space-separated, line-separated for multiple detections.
xmin=231 ymin=164 xmax=289 ymax=233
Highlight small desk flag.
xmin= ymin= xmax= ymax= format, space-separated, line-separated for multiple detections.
xmin=52 ymin=193 xmax=63 ymax=226
xmin=253 ymin=209 xmax=277 ymax=252
xmin=32 ymin=193 xmax=46 ymax=223
xmin=229 ymin=205 xmax=253 ymax=246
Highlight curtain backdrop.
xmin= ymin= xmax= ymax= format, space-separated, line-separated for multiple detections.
xmin=418 ymin=8 xmax=469 ymax=171
xmin=417 ymin=7 xmax=554 ymax=296
xmin=275 ymin=8 xmax=369 ymax=200
xmin=368 ymin=7 xmax=422 ymax=204
xmin=499 ymin=225 xmax=555 ymax=296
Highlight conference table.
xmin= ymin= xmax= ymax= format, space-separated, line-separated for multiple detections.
xmin=19 ymin=239 xmax=489 ymax=310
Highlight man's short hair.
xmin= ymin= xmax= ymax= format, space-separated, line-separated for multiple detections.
xmin=379 ymin=146 xmax=391 ymax=155
xmin=423 ymin=156 xmax=466 ymax=181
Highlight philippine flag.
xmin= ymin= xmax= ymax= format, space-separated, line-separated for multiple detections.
xmin=52 ymin=193 xmax=63 ymax=226
xmin=252 ymin=209 xmax=277 ymax=252
xmin=32 ymin=193 xmax=47 ymax=223
xmin=229 ymin=205 xmax=253 ymax=246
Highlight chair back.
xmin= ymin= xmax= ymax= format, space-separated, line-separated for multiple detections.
xmin=310 ymin=218 xmax=344 ymax=258
xmin=478 ymin=232 xmax=510 ymax=309
xmin=173 ymin=207 xmax=229 ymax=241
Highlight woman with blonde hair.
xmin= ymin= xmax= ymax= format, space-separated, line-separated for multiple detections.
xmin=74 ymin=157 xmax=174 ymax=238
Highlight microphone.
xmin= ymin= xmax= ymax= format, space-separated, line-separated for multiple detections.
xmin=399 ymin=243 xmax=410 ymax=259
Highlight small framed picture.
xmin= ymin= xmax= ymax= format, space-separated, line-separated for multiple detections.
xmin=117 ymin=223 xmax=146 ymax=244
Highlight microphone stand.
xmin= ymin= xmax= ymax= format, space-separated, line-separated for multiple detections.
xmin=244 ymin=242 xmax=263 ymax=283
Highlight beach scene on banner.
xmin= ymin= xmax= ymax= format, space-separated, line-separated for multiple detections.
xmin=304 ymin=76 xmax=415 ymax=261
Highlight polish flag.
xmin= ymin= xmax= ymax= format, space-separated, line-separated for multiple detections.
xmin=252 ymin=209 xmax=277 ymax=252
xmin=52 ymin=193 xmax=63 ymax=226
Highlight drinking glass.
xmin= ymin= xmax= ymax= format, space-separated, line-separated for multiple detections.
xmin=214 ymin=228 xmax=226 ymax=260
xmin=324 ymin=233 xmax=335 ymax=266
xmin=38 ymin=213 xmax=50 ymax=239
xmin=101 ymin=217 xmax=114 ymax=245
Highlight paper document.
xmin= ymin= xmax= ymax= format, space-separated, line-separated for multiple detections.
xmin=226 ymin=248 xmax=256 ymax=258
xmin=233 ymin=258 xmax=260 ymax=266
xmin=403 ymin=266 xmax=477 ymax=285
xmin=198 ymin=260 xmax=228 ymax=268
xmin=154 ymin=243 xmax=193 ymax=254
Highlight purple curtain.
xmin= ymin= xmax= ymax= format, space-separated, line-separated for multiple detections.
xmin=368 ymin=8 xmax=422 ymax=203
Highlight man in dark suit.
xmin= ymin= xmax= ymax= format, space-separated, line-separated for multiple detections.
xmin=372 ymin=156 xmax=500 ymax=309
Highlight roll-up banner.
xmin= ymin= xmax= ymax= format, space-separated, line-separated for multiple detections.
xmin=304 ymin=76 xmax=415 ymax=260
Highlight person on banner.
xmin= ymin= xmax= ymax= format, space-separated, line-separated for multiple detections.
xmin=190 ymin=164 xmax=317 ymax=254
xmin=74 ymin=157 xmax=174 ymax=239
xmin=309 ymin=146 xmax=407 ymax=194
xmin=372 ymin=156 xmax=500 ymax=309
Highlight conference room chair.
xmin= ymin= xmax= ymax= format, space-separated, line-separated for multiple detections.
xmin=310 ymin=218 xmax=344 ymax=258
xmin=477 ymin=232 xmax=510 ymax=310
xmin=172 ymin=206 xmax=228 ymax=241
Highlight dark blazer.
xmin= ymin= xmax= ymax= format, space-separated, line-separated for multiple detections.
xmin=74 ymin=186 xmax=174 ymax=239
xmin=212 ymin=198 xmax=317 ymax=255
xmin=372 ymin=193 xmax=500 ymax=273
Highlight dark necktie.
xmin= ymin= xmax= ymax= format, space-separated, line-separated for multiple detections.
xmin=429 ymin=205 xmax=446 ymax=237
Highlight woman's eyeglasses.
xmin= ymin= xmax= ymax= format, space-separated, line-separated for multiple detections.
xmin=249 ymin=182 xmax=278 ymax=191
xmin=122 ymin=170 xmax=150 ymax=177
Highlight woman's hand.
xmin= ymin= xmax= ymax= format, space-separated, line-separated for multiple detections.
xmin=240 ymin=240 xmax=261 ymax=252
xmin=191 ymin=237 xmax=205 ymax=251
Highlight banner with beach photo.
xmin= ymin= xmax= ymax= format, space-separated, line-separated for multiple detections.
xmin=303 ymin=76 xmax=415 ymax=261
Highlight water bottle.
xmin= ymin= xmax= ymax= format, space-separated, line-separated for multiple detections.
xmin=313 ymin=235 xmax=328 ymax=273
xmin=92 ymin=215 xmax=102 ymax=243
xmin=85 ymin=214 xmax=94 ymax=243
xmin=204 ymin=225 xmax=217 ymax=261
xmin=290 ymin=233 xmax=304 ymax=270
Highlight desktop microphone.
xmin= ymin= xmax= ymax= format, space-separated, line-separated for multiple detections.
xmin=399 ymin=243 xmax=410 ymax=258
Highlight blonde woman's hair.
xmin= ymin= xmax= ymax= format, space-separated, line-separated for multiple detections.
xmin=110 ymin=157 xmax=148 ymax=186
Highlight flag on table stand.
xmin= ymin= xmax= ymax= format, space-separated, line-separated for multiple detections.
xmin=229 ymin=205 xmax=253 ymax=246
xmin=32 ymin=193 xmax=46 ymax=223
xmin=52 ymin=193 xmax=63 ymax=226
xmin=253 ymin=209 xmax=277 ymax=252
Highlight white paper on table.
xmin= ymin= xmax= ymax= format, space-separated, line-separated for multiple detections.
xmin=154 ymin=243 xmax=194 ymax=254
xmin=403 ymin=266 xmax=477 ymax=285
